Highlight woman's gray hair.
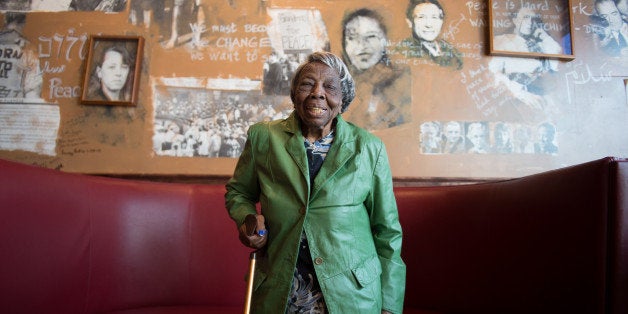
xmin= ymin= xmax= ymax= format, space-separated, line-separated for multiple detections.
xmin=290 ymin=51 xmax=356 ymax=113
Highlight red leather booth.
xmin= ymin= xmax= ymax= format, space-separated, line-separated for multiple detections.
xmin=0 ymin=157 xmax=626 ymax=313
xmin=399 ymin=157 xmax=628 ymax=314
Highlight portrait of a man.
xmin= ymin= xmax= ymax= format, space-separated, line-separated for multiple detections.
xmin=396 ymin=0 xmax=463 ymax=69
xmin=592 ymin=0 xmax=628 ymax=56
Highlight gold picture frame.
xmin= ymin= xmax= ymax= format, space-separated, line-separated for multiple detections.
xmin=488 ymin=0 xmax=575 ymax=60
xmin=81 ymin=35 xmax=144 ymax=106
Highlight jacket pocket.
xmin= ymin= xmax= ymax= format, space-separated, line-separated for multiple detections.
xmin=351 ymin=255 xmax=382 ymax=288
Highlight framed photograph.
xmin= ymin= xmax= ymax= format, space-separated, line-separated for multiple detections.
xmin=81 ymin=35 xmax=144 ymax=106
xmin=488 ymin=0 xmax=575 ymax=60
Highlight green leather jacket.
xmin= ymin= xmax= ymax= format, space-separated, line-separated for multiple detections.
xmin=225 ymin=113 xmax=406 ymax=313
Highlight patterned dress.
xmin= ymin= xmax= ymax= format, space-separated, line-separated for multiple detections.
xmin=285 ymin=131 xmax=334 ymax=314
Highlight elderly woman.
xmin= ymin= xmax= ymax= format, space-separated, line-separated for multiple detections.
xmin=225 ymin=51 xmax=406 ymax=314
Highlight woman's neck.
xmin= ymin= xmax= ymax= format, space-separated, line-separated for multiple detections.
xmin=303 ymin=127 xmax=331 ymax=143
xmin=301 ymin=121 xmax=336 ymax=143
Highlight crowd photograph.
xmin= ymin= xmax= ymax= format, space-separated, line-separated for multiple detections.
xmin=153 ymin=86 xmax=291 ymax=158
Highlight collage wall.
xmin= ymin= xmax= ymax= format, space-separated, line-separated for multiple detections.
xmin=0 ymin=0 xmax=627 ymax=179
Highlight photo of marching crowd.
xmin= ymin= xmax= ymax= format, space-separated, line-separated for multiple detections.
xmin=153 ymin=86 xmax=292 ymax=158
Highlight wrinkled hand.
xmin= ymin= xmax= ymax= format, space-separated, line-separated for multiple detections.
xmin=238 ymin=214 xmax=267 ymax=249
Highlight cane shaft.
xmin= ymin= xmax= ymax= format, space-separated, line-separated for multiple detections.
xmin=244 ymin=252 xmax=257 ymax=314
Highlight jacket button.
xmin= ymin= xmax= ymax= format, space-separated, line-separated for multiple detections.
xmin=299 ymin=207 xmax=306 ymax=215
xmin=314 ymin=257 xmax=323 ymax=265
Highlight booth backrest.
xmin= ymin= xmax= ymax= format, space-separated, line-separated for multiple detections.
xmin=0 ymin=159 xmax=250 ymax=314
xmin=1 ymin=157 xmax=626 ymax=314
xmin=396 ymin=157 xmax=628 ymax=314
xmin=610 ymin=160 xmax=628 ymax=314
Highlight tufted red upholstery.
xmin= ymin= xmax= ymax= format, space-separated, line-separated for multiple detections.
xmin=0 ymin=157 xmax=626 ymax=314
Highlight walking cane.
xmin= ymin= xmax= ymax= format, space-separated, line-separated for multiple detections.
xmin=244 ymin=251 xmax=257 ymax=314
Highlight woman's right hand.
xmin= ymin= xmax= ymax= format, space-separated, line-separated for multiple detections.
xmin=238 ymin=214 xmax=267 ymax=249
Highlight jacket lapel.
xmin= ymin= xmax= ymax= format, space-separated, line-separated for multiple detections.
xmin=311 ymin=116 xmax=355 ymax=199
xmin=282 ymin=114 xmax=310 ymax=191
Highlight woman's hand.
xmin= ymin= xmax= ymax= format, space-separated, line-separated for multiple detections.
xmin=238 ymin=214 xmax=267 ymax=249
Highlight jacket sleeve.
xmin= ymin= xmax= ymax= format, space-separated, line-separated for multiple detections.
xmin=225 ymin=125 xmax=262 ymax=228
xmin=366 ymin=142 xmax=406 ymax=314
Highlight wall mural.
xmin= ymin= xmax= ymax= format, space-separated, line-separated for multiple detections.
xmin=0 ymin=0 xmax=626 ymax=178
xmin=0 ymin=0 xmax=127 ymax=12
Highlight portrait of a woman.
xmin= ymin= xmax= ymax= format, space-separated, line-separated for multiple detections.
xmin=85 ymin=44 xmax=134 ymax=102
xmin=340 ymin=8 xmax=412 ymax=131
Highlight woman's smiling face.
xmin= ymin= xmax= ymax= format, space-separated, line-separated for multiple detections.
xmin=293 ymin=62 xmax=343 ymax=137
